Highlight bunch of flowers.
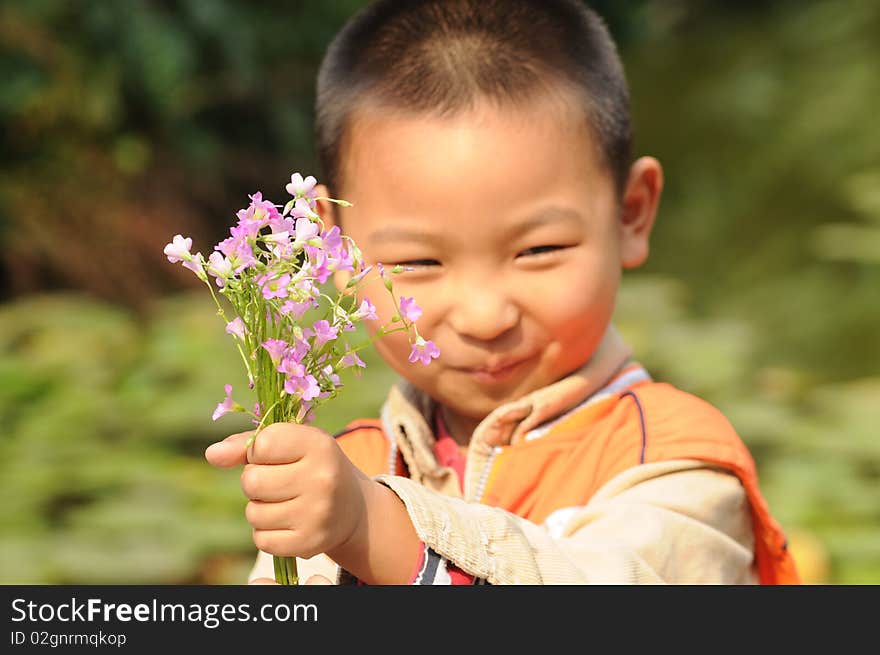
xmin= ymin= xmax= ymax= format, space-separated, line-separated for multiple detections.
xmin=164 ymin=172 xmax=438 ymax=584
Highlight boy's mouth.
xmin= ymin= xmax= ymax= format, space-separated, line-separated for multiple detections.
xmin=458 ymin=355 xmax=534 ymax=384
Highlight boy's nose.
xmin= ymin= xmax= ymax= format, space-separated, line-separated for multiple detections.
xmin=446 ymin=281 xmax=519 ymax=342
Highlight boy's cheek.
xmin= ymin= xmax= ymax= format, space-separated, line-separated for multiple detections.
xmin=372 ymin=330 xmax=417 ymax=368
xmin=360 ymin=282 xmax=442 ymax=335
xmin=332 ymin=268 xmax=352 ymax=294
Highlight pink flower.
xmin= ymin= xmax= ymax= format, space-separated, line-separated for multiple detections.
xmin=279 ymin=299 xmax=313 ymax=319
xmin=236 ymin=191 xmax=280 ymax=237
xmin=259 ymin=272 xmax=291 ymax=300
xmin=293 ymin=216 xmax=320 ymax=244
xmin=225 ymin=317 xmax=246 ymax=340
xmin=290 ymin=198 xmax=315 ymax=220
xmin=340 ymin=351 xmax=366 ymax=369
xmin=408 ymin=336 xmax=440 ymax=365
xmin=284 ymin=373 xmax=321 ymax=401
xmin=207 ymin=252 xmax=233 ymax=286
xmin=286 ymin=173 xmax=318 ymax=200
xmin=305 ymin=246 xmax=332 ymax=283
xmin=279 ymin=355 xmax=306 ymax=378
xmin=377 ymin=262 xmax=393 ymax=290
xmin=163 ymin=236 xmax=206 ymax=281
xmin=228 ymin=223 xmax=253 ymax=243
xmin=347 ymin=264 xmax=374 ymax=288
xmin=278 ymin=354 xmax=306 ymax=380
xmin=322 ymin=225 xmax=343 ymax=253
xmin=287 ymin=331 xmax=312 ymax=362
xmin=352 ymin=298 xmax=378 ymax=321
xmin=311 ymin=320 xmax=339 ymax=348
xmin=263 ymin=231 xmax=290 ymax=246
xmin=167 ymin=171 xmax=439 ymax=437
xmin=295 ymin=401 xmax=315 ymax=424
xmin=322 ymin=364 xmax=342 ymax=388
xmin=300 ymin=376 xmax=321 ymax=401
xmin=261 ymin=339 xmax=288 ymax=367
xmin=268 ymin=214 xmax=296 ymax=235
xmin=216 ymin=234 xmax=256 ymax=274
xmin=399 ymin=297 xmax=422 ymax=322
xmin=164 ymin=235 xmax=193 ymax=263
xmin=212 ymin=384 xmax=238 ymax=421
xmin=181 ymin=253 xmax=207 ymax=280
xmin=321 ymin=226 xmax=354 ymax=273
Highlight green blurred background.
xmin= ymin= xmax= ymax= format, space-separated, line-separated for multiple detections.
xmin=1 ymin=0 xmax=877 ymax=584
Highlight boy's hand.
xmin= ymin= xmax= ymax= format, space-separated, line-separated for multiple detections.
xmin=205 ymin=423 xmax=370 ymax=562
xmin=206 ymin=422 xmax=421 ymax=583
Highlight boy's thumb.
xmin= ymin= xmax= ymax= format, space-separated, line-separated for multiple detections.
xmin=204 ymin=431 xmax=253 ymax=468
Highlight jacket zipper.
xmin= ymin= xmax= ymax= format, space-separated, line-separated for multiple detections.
xmin=472 ymin=446 xmax=502 ymax=503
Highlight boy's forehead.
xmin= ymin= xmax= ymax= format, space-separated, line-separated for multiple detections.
xmin=339 ymin=94 xmax=610 ymax=205
xmin=334 ymin=97 xmax=618 ymax=249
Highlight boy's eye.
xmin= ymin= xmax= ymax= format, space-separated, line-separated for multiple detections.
xmin=395 ymin=259 xmax=441 ymax=268
xmin=517 ymin=245 xmax=565 ymax=258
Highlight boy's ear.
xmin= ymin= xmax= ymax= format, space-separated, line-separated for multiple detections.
xmin=619 ymin=156 xmax=663 ymax=269
xmin=314 ymin=183 xmax=337 ymax=230
xmin=314 ymin=183 xmax=353 ymax=292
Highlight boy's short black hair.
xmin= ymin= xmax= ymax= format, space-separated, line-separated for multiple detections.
xmin=316 ymin=0 xmax=632 ymax=196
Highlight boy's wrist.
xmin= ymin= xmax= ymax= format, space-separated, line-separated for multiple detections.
xmin=328 ymin=477 xmax=421 ymax=584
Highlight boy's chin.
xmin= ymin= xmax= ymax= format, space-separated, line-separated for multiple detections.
xmin=435 ymin=378 xmax=536 ymax=418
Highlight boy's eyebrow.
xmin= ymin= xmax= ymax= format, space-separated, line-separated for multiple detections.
xmin=366 ymin=226 xmax=437 ymax=244
xmin=366 ymin=207 xmax=583 ymax=244
xmin=505 ymin=207 xmax=583 ymax=239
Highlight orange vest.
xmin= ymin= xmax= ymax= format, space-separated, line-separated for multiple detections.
xmin=335 ymin=379 xmax=800 ymax=585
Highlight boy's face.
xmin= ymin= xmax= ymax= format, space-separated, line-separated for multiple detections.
xmin=329 ymin=96 xmax=648 ymax=432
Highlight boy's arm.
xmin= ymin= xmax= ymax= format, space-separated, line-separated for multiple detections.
xmin=367 ymin=459 xmax=757 ymax=584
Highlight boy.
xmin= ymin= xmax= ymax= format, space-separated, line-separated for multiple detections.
xmin=206 ymin=0 xmax=800 ymax=584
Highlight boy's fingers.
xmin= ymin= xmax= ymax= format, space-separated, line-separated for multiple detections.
xmin=249 ymin=577 xmax=280 ymax=585
xmin=245 ymin=496 xmax=310 ymax=529
xmin=304 ymin=575 xmax=333 ymax=585
xmin=205 ymin=431 xmax=254 ymax=468
xmin=252 ymin=528 xmax=300 ymax=557
xmin=246 ymin=422 xmax=324 ymax=465
xmin=206 ymin=423 xmax=328 ymax=468
xmin=241 ymin=463 xmax=303 ymax=502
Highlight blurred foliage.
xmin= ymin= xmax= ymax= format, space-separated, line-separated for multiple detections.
xmin=0 ymin=0 xmax=364 ymax=307
xmin=1 ymin=0 xmax=878 ymax=583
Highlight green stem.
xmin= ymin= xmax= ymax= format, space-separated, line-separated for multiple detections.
xmin=270 ymin=555 xmax=298 ymax=585
xmin=204 ymin=277 xmax=255 ymax=384
xmin=273 ymin=554 xmax=284 ymax=584
xmin=340 ymin=325 xmax=410 ymax=358
xmin=245 ymin=398 xmax=282 ymax=448
xmin=250 ymin=391 xmax=299 ymax=586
